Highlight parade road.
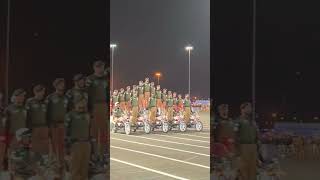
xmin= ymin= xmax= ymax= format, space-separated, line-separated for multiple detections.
xmin=110 ymin=112 xmax=210 ymax=180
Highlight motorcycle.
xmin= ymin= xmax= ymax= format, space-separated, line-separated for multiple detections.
xmin=151 ymin=108 xmax=169 ymax=133
xmin=110 ymin=112 xmax=131 ymax=135
xmin=131 ymin=110 xmax=152 ymax=134
xmin=187 ymin=110 xmax=203 ymax=131
xmin=168 ymin=111 xmax=187 ymax=132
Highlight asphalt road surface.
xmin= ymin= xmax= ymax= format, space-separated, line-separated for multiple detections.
xmin=110 ymin=112 xmax=210 ymax=180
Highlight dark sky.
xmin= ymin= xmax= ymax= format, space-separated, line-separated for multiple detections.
xmin=213 ymin=0 xmax=320 ymax=116
xmin=1 ymin=0 xmax=108 ymax=97
xmin=110 ymin=0 xmax=210 ymax=99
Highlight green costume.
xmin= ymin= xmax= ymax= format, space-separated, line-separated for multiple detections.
xmin=112 ymin=95 xmax=119 ymax=104
xmin=65 ymin=88 xmax=88 ymax=110
xmin=65 ymin=111 xmax=90 ymax=143
xmin=151 ymin=86 xmax=155 ymax=95
xmin=237 ymin=116 xmax=258 ymax=144
xmin=144 ymin=83 xmax=150 ymax=92
xmin=46 ymin=93 xmax=68 ymax=126
xmin=166 ymin=98 xmax=174 ymax=107
xmin=119 ymin=93 xmax=125 ymax=102
xmin=25 ymin=98 xmax=47 ymax=128
xmin=86 ymin=72 xmax=108 ymax=110
xmin=156 ymin=90 xmax=162 ymax=99
xmin=149 ymin=97 xmax=156 ymax=108
xmin=138 ymin=86 xmax=144 ymax=96
xmin=131 ymin=96 xmax=138 ymax=107
xmin=4 ymin=104 xmax=27 ymax=134
xmin=113 ymin=107 xmax=123 ymax=118
xmin=125 ymin=92 xmax=131 ymax=102
xmin=184 ymin=99 xmax=191 ymax=107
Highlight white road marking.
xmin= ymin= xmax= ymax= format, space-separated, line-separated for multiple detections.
xmin=111 ymin=137 xmax=209 ymax=157
xmin=197 ymin=132 xmax=210 ymax=135
xmin=177 ymin=134 xmax=210 ymax=139
xmin=111 ymin=146 xmax=210 ymax=169
xmin=111 ymin=158 xmax=190 ymax=180
xmin=115 ymin=134 xmax=209 ymax=149
xmin=151 ymin=134 xmax=209 ymax=143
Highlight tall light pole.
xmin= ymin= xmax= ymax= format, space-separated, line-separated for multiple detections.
xmin=155 ymin=72 xmax=161 ymax=85
xmin=110 ymin=44 xmax=117 ymax=91
xmin=185 ymin=45 xmax=193 ymax=97
xmin=5 ymin=0 xmax=11 ymax=105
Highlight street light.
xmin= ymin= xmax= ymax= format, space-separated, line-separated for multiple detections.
xmin=155 ymin=72 xmax=161 ymax=85
xmin=185 ymin=45 xmax=193 ymax=96
xmin=110 ymin=43 xmax=117 ymax=91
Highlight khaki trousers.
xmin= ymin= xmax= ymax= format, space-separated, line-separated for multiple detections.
xmin=131 ymin=106 xmax=139 ymax=125
xmin=51 ymin=125 xmax=65 ymax=165
xmin=166 ymin=107 xmax=173 ymax=123
xmin=91 ymin=103 xmax=107 ymax=157
xmin=32 ymin=127 xmax=49 ymax=155
xmin=149 ymin=107 xmax=156 ymax=124
xmin=119 ymin=102 xmax=126 ymax=111
xmin=144 ymin=92 xmax=150 ymax=108
xmin=71 ymin=142 xmax=91 ymax=180
xmin=184 ymin=107 xmax=191 ymax=124
xmin=125 ymin=101 xmax=131 ymax=112
xmin=239 ymin=144 xmax=257 ymax=180
xmin=138 ymin=94 xmax=144 ymax=110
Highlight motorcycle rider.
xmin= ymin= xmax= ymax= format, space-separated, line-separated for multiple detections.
xmin=183 ymin=94 xmax=191 ymax=125
xmin=148 ymin=93 xmax=157 ymax=126
xmin=130 ymin=91 xmax=139 ymax=127
xmin=138 ymin=81 xmax=145 ymax=111
xmin=166 ymin=91 xmax=174 ymax=124
xmin=118 ymin=88 xmax=126 ymax=112
xmin=124 ymin=86 xmax=131 ymax=112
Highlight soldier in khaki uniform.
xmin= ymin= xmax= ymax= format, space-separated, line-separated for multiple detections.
xmin=143 ymin=78 xmax=151 ymax=108
xmin=118 ymin=88 xmax=126 ymax=111
xmin=130 ymin=91 xmax=139 ymax=127
xmin=3 ymin=89 xmax=28 ymax=174
xmin=150 ymin=82 xmax=155 ymax=96
xmin=124 ymin=86 xmax=131 ymax=112
xmin=177 ymin=94 xmax=183 ymax=111
xmin=137 ymin=81 xmax=144 ymax=111
xmin=132 ymin=85 xmax=137 ymax=94
xmin=25 ymin=85 xmax=49 ymax=156
xmin=236 ymin=102 xmax=258 ymax=180
xmin=66 ymin=74 xmax=88 ymax=111
xmin=65 ymin=97 xmax=91 ymax=180
xmin=183 ymin=94 xmax=191 ymax=124
xmin=166 ymin=91 xmax=174 ymax=124
xmin=155 ymin=85 xmax=162 ymax=111
xmin=86 ymin=60 xmax=108 ymax=160
xmin=148 ymin=93 xmax=157 ymax=126
xmin=161 ymin=89 xmax=167 ymax=115
xmin=112 ymin=90 xmax=119 ymax=106
xmin=46 ymin=78 xmax=68 ymax=176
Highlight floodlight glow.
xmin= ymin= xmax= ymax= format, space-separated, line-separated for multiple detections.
xmin=110 ymin=44 xmax=117 ymax=48
xmin=185 ymin=46 xmax=193 ymax=51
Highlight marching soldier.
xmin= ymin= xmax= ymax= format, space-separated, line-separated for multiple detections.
xmin=130 ymin=91 xmax=139 ymax=127
xmin=143 ymin=78 xmax=151 ymax=108
xmin=46 ymin=78 xmax=68 ymax=177
xmin=132 ymin=85 xmax=137 ymax=94
xmin=148 ymin=93 xmax=157 ymax=126
xmin=166 ymin=91 xmax=174 ymax=124
xmin=162 ymin=89 xmax=167 ymax=115
xmin=86 ymin=60 xmax=108 ymax=161
xmin=215 ymin=104 xmax=236 ymax=155
xmin=137 ymin=81 xmax=144 ymax=111
xmin=177 ymin=94 xmax=183 ymax=112
xmin=118 ymin=88 xmax=126 ymax=111
xmin=150 ymin=82 xmax=155 ymax=96
xmin=172 ymin=92 xmax=178 ymax=112
xmin=124 ymin=86 xmax=131 ymax=112
xmin=155 ymin=85 xmax=162 ymax=111
xmin=4 ymin=89 xmax=27 ymax=149
xmin=236 ymin=102 xmax=258 ymax=180
xmin=65 ymin=74 xmax=88 ymax=111
xmin=65 ymin=97 xmax=91 ymax=180
xmin=112 ymin=90 xmax=119 ymax=107
xmin=25 ymin=85 xmax=49 ymax=157
xmin=183 ymin=94 xmax=191 ymax=125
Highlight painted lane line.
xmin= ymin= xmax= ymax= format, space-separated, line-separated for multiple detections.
xmin=177 ymin=134 xmax=210 ymax=139
xmin=111 ymin=137 xmax=209 ymax=157
xmin=111 ymin=146 xmax=210 ymax=169
xmin=151 ymin=134 xmax=209 ymax=143
xmin=110 ymin=158 xmax=190 ymax=180
xmin=115 ymin=134 xmax=209 ymax=149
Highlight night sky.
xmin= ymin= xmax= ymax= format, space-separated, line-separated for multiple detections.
xmin=213 ymin=0 xmax=320 ymax=117
xmin=110 ymin=0 xmax=210 ymax=99
xmin=1 ymin=0 xmax=108 ymax=98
